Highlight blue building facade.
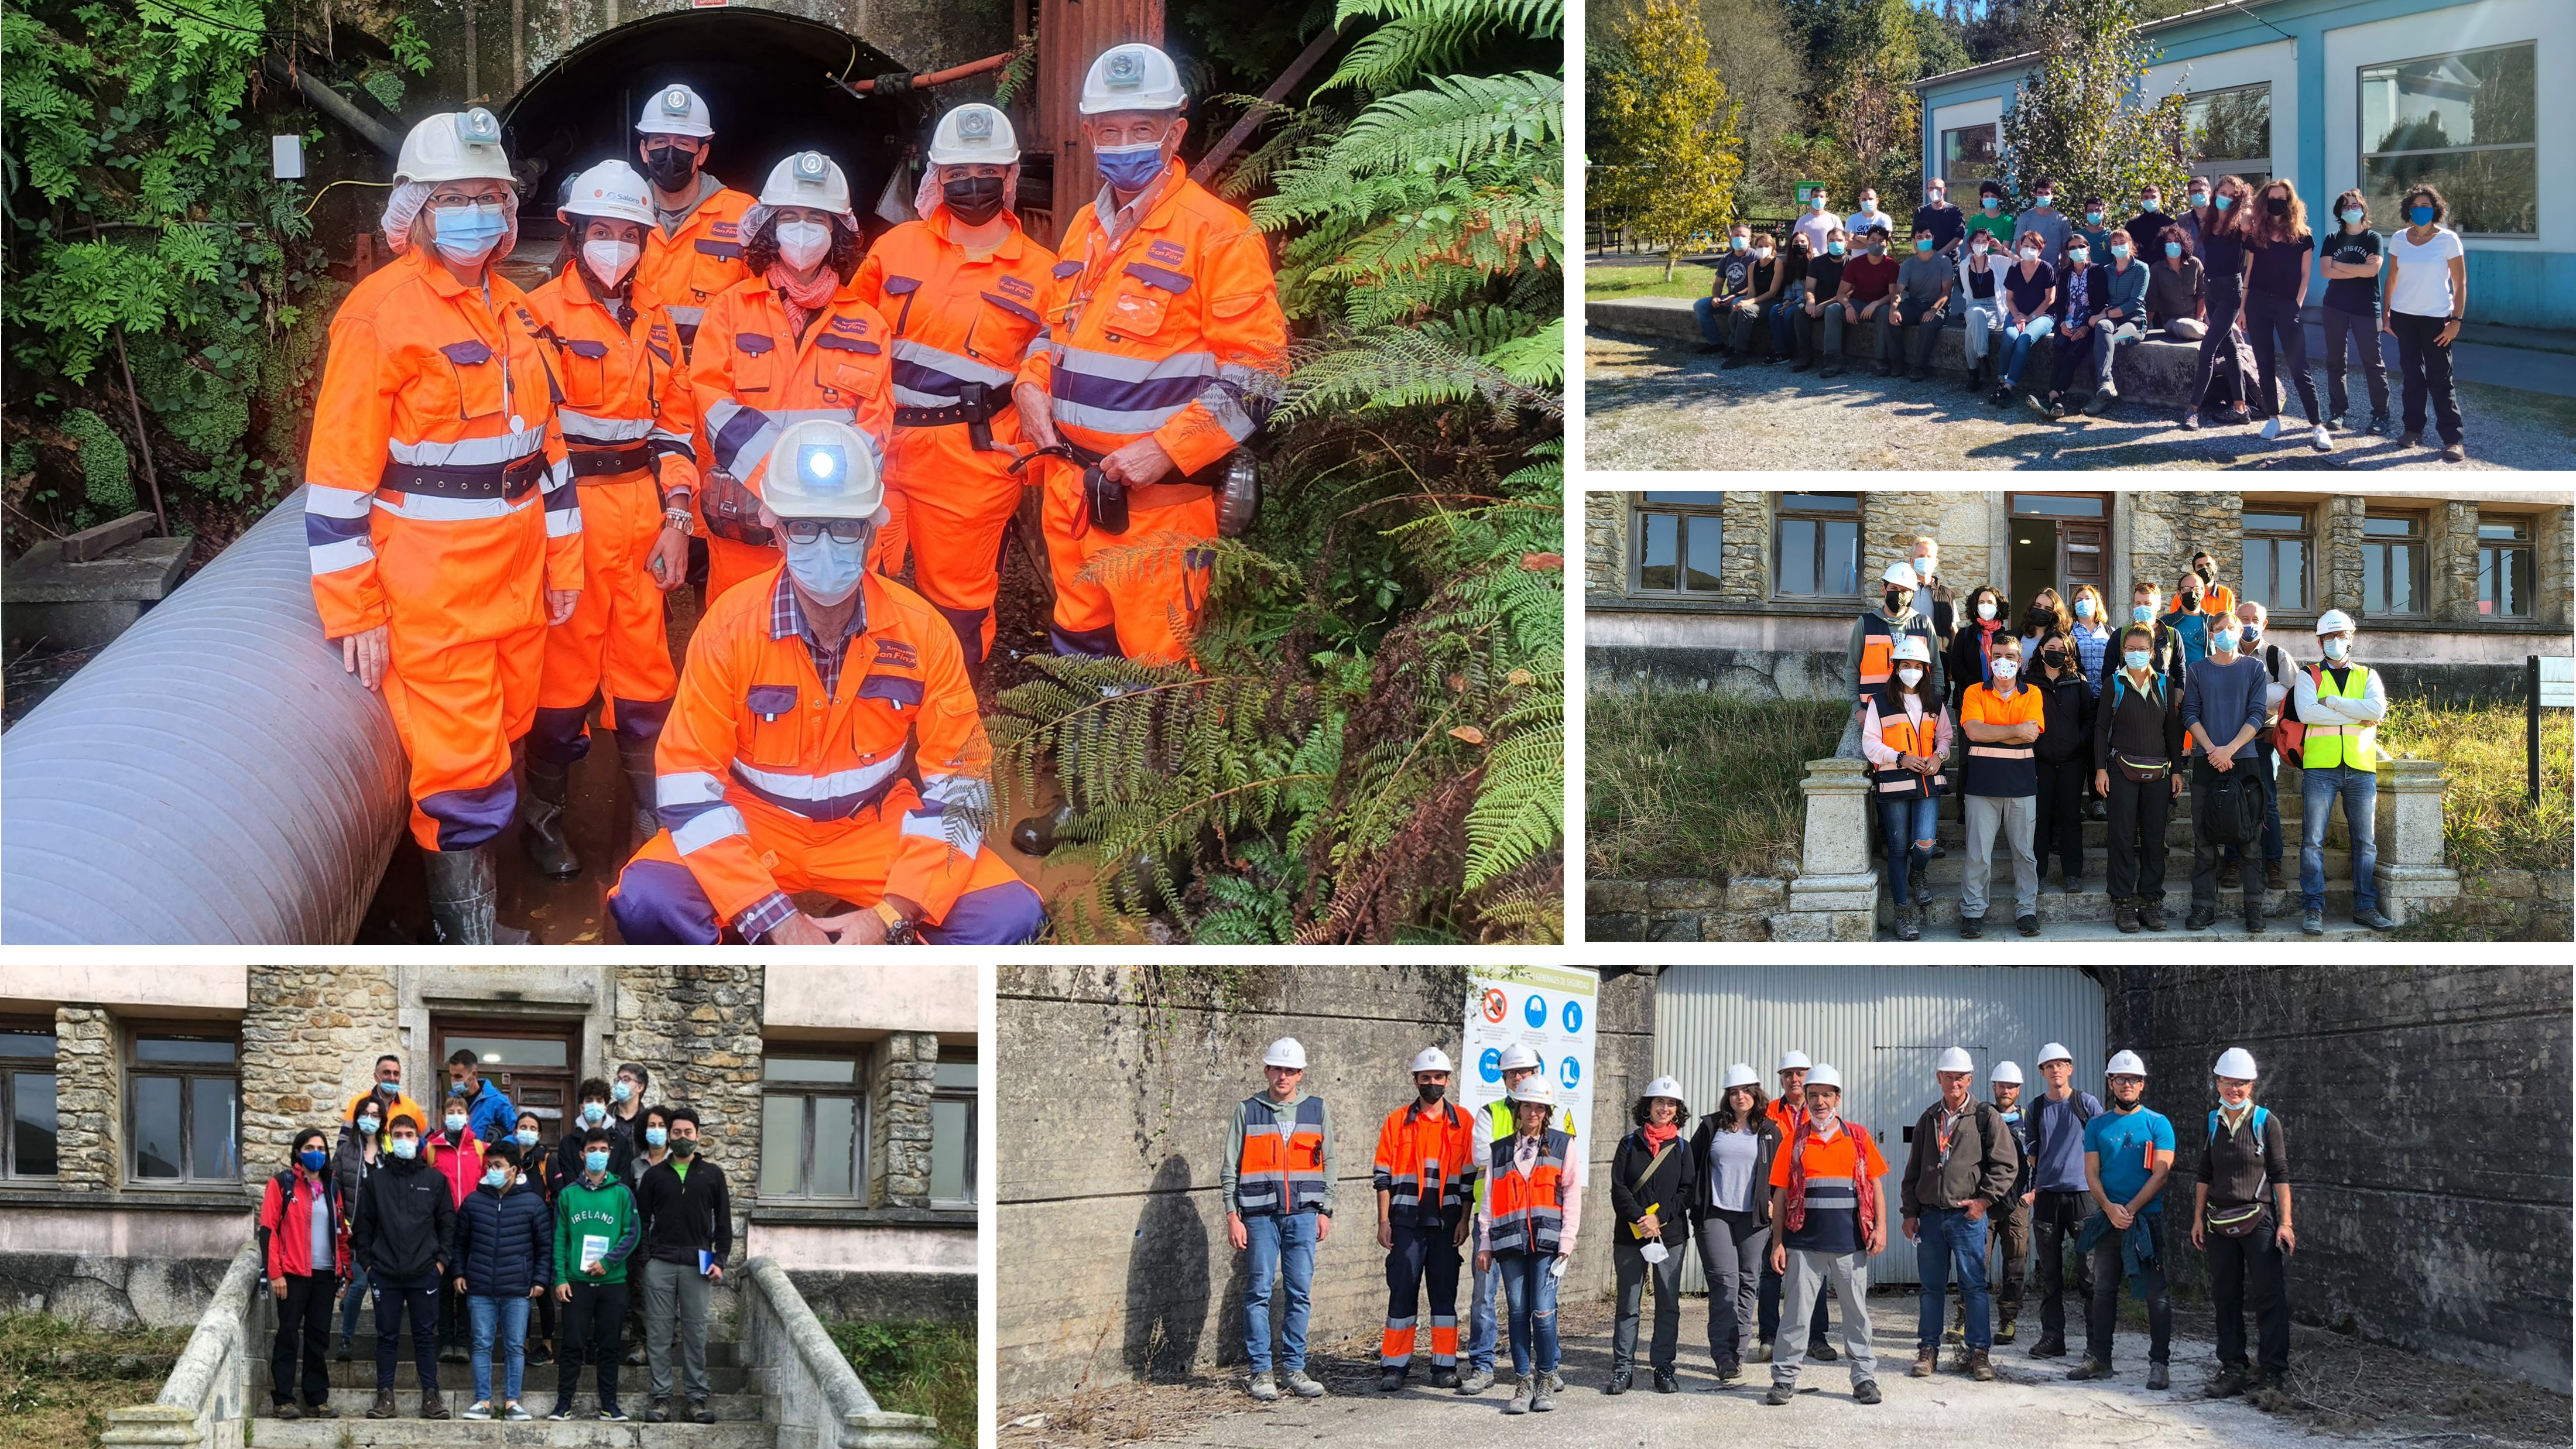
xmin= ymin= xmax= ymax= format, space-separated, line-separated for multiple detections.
xmin=1913 ymin=0 xmax=2569 ymax=329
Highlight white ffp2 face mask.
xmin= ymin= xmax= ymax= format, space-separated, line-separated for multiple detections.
xmin=583 ymin=238 xmax=640 ymax=287
xmin=775 ymin=220 xmax=831 ymax=271
xmin=1896 ymin=666 xmax=1923 ymax=687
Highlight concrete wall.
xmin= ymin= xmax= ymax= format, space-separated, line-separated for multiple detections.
xmin=2107 ymin=963 xmax=2572 ymax=1392
xmin=995 ymin=966 xmax=1658 ymax=1403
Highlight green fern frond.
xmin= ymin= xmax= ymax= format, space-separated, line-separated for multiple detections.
xmin=1316 ymin=0 xmax=1566 ymax=98
xmin=1282 ymin=326 xmax=1563 ymax=419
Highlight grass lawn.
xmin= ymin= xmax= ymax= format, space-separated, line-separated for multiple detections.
xmin=2379 ymin=696 xmax=2572 ymax=876
xmin=1586 ymin=691 xmax=1849 ymax=881
xmin=830 ymin=1318 xmax=976 ymax=1449
xmin=0 ymin=1312 xmax=186 ymax=1449
xmin=1585 ymin=259 xmax=1717 ymax=301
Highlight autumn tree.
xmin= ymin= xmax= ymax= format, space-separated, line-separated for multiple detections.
xmin=1595 ymin=0 xmax=1745 ymax=279
xmin=1996 ymin=0 xmax=2191 ymax=210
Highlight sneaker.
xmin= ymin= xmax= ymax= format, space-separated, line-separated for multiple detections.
xmin=2399 ymin=430 xmax=2422 ymax=448
xmin=439 ymin=1345 xmax=467 ymax=1364
xmin=1380 ymin=1371 xmax=1406 ymax=1393
xmin=337 ymin=1341 xmax=353 ymax=1362
xmin=1908 ymin=368 xmax=1929 ymax=382
xmin=2025 ymin=393 xmax=2051 ymax=419
xmin=1716 ymin=1358 xmax=1741 ymax=1381
xmin=1606 ymin=1369 xmax=1632 ymax=1395
xmin=2442 ymin=443 xmax=2465 ymax=463
xmin=1971 ymin=1349 xmax=1998 ymax=1382
xmin=1989 ymin=385 xmax=2013 ymax=405
xmin=1809 ymin=1343 xmax=1839 ymax=1364
xmin=1530 ymin=1382 xmax=1557 ymax=1412
xmin=2354 ymin=906 xmax=2397 ymax=931
xmin=598 ymin=1404 xmax=631 ymax=1422
xmin=2312 ymin=426 xmax=2332 ymax=452
xmin=1721 ymin=356 xmax=1745 ymax=370
xmin=1854 ymin=1380 xmax=1883 ymax=1405
xmin=2205 ymin=1368 xmax=2251 ymax=1399
xmin=2067 ymin=1358 xmax=2113 ymax=1381
xmin=1909 ymin=1348 xmax=1936 ymax=1378
xmin=2260 ymin=416 xmax=2282 ymax=440
xmin=1285 ymin=1371 xmax=1325 ymax=1399
xmin=2139 ymin=899 xmax=2169 ymax=932
xmin=1248 ymin=1373 xmax=1281 ymax=1402
xmin=1873 ymin=361 xmax=1893 ymax=377
xmin=1504 ymin=1381 xmax=1532 ymax=1415
xmin=2181 ymin=409 xmax=2202 ymax=430
xmin=463 ymin=1402 xmax=494 ymax=1421
xmin=1654 ymin=1370 xmax=1678 ymax=1394
xmin=2016 ymin=913 xmax=2040 ymax=937
xmin=1821 ymin=365 xmax=1846 ymax=379
xmin=1457 ymin=1368 xmax=1493 ymax=1395
xmin=2029 ymin=1337 xmax=2068 ymax=1359
xmin=1960 ymin=914 xmax=1984 ymax=940
xmin=1764 ymin=1383 xmax=1795 ymax=1406
xmin=547 ymin=1402 xmax=577 ymax=1421
xmin=624 ymin=1344 xmax=648 ymax=1366
xmin=2149 ymin=1363 xmax=2171 ymax=1390
xmin=1997 ymin=1316 xmax=2018 ymax=1345
xmin=2302 ymin=907 xmax=2324 ymax=936
xmin=2084 ymin=390 xmax=2112 ymax=416
xmin=1754 ymin=1341 xmax=1773 ymax=1364
xmin=503 ymin=1403 xmax=533 ymax=1421
xmin=2369 ymin=412 xmax=2392 ymax=434
xmin=691 ymin=1402 xmax=717 ymax=1425
xmin=368 ymin=1392 xmax=399 ymax=1420
xmin=2327 ymin=412 xmax=2347 ymax=430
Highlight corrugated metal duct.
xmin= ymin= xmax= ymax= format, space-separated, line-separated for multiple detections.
xmin=3 ymin=490 xmax=409 ymax=943
xmin=1652 ymin=964 xmax=2106 ymax=1288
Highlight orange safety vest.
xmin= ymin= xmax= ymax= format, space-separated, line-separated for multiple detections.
xmin=1857 ymin=609 xmax=1936 ymax=692
xmin=632 ymin=184 xmax=756 ymax=354
xmin=1236 ymin=1095 xmax=1328 ymax=1217
xmin=1373 ymin=1099 xmax=1477 ymax=1225
xmin=1485 ymin=1129 xmax=1570 ymax=1256
xmin=1870 ymin=686 xmax=1947 ymax=800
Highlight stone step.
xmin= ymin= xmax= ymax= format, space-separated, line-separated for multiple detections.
xmin=253 ymin=1416 xmax=774 ymax=1449
xmin=326 ymin=1335 xmax=742 ymax=1368
xmin=256 ymin=1359 xmax=751 ymax=1393
xmin=1896 ymin=847 xmax=2348 ymax=889
xmin=256 ymin=1392 xmax=768 ymax=1422
xmin=1923 ymin=813 xmax=2324 ymax=849
xmin=1889 ymin=882 xmax=2356 ymax=930
xmin=1880 ymin=913 xmax=2386 ymax=944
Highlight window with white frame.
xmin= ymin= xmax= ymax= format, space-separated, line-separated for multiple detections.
xmin=759 ymin=1053 xmax=866 ymax=1201
xmin=2361 ymin=42 xmax=2536 ymax=236
xmin=2185 ymin=82 xmax=2273 ymax=188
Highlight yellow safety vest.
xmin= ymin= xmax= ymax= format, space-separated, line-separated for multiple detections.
xmin=2298 ymin=664 xmax=2378 ymax=773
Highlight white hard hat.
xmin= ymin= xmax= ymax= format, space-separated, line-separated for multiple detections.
xmin=1881 ymin=560 xmax=1921 ymax=588
xmin=559 ymin=160 xmax=655 ymax=228
xmin=1890 ymin=635 xmax=1932 ymax=664
xmin=1507 ymin=1078 xmax=1555 ymax=1108
xmin=2314 ymin=608 xmax=2356 ymax=635
xmin=395 ymin=108 xmax=512 ymax=186
xmin=1262 ymin=1037 xmax=1308 ymax=1070
xmin=2213 ymin=1047 xmax=2259 ymax=1081
xmin=636 ymin=83 xmax=715 ymax=139
xmin=2106 ymin=1050 xmax=2147 ymax=1078
xmin=2036 ymin=1042 xmax=2073 ymax=1067
xmin=1409 ymin=1047 xmax=1454 ymax=1076
xmin=1078 ymin=42 xmax=1187 ymax=114
xmin=1776 ymin=1050 xmax=1812 ymax=1073
xmin=1936 ymin=1047 xmax=1975 ymax=1075
xmin=928 ymin=103 xmax=1019 ymax=166
xmin=758 ymin=150 xmax=854 ymax=220
xmin=1992 ymin=1061 xmax=2024 ymax=1085
xmin=1804 ymin=1063 xmax=1843 ymax=1091
xmin=757 ymin=419 xmax=884 ymax=521
xmin=1498 ymin=1043 xmax=1543 ymax=1073
xmin=1722 ymin=1063 xmax=1759 ymax=1090
xmin=1639 ymin=1075 xmax=1687 ymax=1109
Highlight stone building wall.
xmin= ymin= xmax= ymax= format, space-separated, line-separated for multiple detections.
xmin=240 ymin=965 xmax=399 ymax=1181
xmin=612 ymin=965 xmax=766 ymax=1246
xmin=2318 ymin=494 xmax=2368 ymax=615
xmin=2123 ymin=489 xmax=2241 ymax=600
xmin=1717 ymin=492 xmax=1770 ymax=602
xmin=1582 ymin=492 xmax=1625 ymax=597
xmin=2430 ymin=499 xmax=2482 ymax=624
xmin=53 ymin=1005 xmax=119 ymax=1193
xmin=874 ymin=1031 xmax=940 ymax=1207
xmin=1864 ymin=490 xmax=1993 ymax=593
xmin=2539 ymin=505 xmax=2573 ymax=634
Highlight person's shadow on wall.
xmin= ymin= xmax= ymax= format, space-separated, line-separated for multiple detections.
xmin=1124 ymin=1153 xmax=1216 ymax=1381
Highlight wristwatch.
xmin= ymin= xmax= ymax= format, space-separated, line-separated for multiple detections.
xmin=662 ymin=505 xmax=696 ymax=536
xmin=872 ymin=900 xmax=916 ymax=943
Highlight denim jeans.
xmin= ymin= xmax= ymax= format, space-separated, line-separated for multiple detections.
xmin=467 ymin=1293 xmax=530 ymax=1405
xmin=1879 ymin=794 xmax=1938 ymax=905
xmin=1242 ymin=1210 xmax=1319 ymax=1375
xmin=1914 ymin=1207 xmax=1992 ymax=1350
xmin=1494 ymin=1251 xmax=1561 ymax=1378
xmin=1767 ymin=299 xmax=1803 ymax=357
xmin=1996 ymin=314 xmax=2055 ymax=386
xmin=1693 ymin=295 xmax=1753 ymax=350
xmin=339 ymin=1260 xmax=371 ymax=1346
xmin=2300 ymin=764 xmax=2380 ymax=913
xmin=1467 ymin=1249 xmax=1502 ymax=1371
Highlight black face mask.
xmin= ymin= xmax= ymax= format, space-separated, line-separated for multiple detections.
xmin=2265 ymin=197 xmax=2289 ymax=217
xmin=2195 ymin=565 xmax=2214 ymax=584
xmin=669 ymin=1137 xmax=697 ymax=1157
xmin=942 ymin=175 xmax=1008 ymax=227
xmin=1885 ymin=588 xmax=1910 ymax=614
xmin=643 ymin=145 xmax=698 ymax=191
xmin=1417 ymin=1084 xmax=1446 ymax=1107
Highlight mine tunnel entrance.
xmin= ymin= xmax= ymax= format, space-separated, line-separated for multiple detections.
xmin=498 ymin=8 xmax=932 ymax=261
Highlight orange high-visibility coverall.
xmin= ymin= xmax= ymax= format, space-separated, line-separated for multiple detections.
xmin=688 ymin=273 xmax=896 ymax=606
xmin=606 ymin=566 xmax=1045 ymax=944
xmin=1021 ymin=160 xmax=1289 ymax=664
xmin=304 ymin=248 xmax=582 ymax=851
xmin=520 ymin=266 xmax=702 ymax=764
xmin=631 ymin=183 xmax=754 ymax=357
xmin=849 ymin=206 xmax=1060 ymax=668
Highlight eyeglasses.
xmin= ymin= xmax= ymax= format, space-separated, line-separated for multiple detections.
xmin=429 ymin=192 xmax=503 ymax=209
xmin=779 ymin=518 xmax=871 ymax=543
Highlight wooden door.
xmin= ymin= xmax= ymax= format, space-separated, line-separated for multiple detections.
xmin=431 ymin=1016 xmax=578 ymax=1157
xmin=2060 ymin=520 xmax=2108 ymax=601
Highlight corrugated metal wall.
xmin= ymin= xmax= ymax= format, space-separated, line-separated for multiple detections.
xmin=1651 ymin=965 xmax=2107 ymax=1289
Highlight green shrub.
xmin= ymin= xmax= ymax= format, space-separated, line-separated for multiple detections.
xmin=2379 ymin=696 xmax=2573 ymax=877
xmin=1587 ymin=689 xmax=1848 ymax=881
xmin=60 ymin=409 xmax=132 ymax=515
xmin=827 ymin=1319 xmax=975 ymax=1449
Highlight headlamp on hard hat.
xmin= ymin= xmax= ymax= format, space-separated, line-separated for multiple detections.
xmin=459 ymin=107 xmax=502 ymax=144
xmin=794 ymin=150 xmax=828 ymax=181
xmin=1105 ymin=52 xmax=1143 ymax=89
xmin=663 ymin=87 xmax=693 ymax=117
xmin=798 ymin=442 xmax=844 ymax=485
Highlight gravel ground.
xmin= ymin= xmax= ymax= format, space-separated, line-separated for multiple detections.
xmin=1584 ymin=331 xmax=2576 ymax=471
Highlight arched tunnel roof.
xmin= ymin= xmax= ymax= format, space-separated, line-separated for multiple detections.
xmin=501 ymin=8 xmax=933 ymax=228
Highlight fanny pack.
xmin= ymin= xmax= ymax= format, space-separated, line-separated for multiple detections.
xmin=2113 ymin=752 xmax=2170 ymax=783
xmin=2206 ymin=1201 xmax=2268 ymax=1238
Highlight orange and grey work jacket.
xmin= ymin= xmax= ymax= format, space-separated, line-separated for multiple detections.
xmin=1373 ymin=1099 xmax=1479 ymax=1227
xmin=1484 ymin=1129 xmax=1572 ymax=1256
xmin=689 ymin=273 xmax=893 ymax=501
xmin=1222 ymin=1092 xmax=1334 ymax=1218
xmin=1018 ymin=160 xmax=1288 ymax=484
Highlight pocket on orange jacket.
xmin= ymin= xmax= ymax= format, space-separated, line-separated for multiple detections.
xmin=740 ymin=683 xmax=806 ymax=768
xmin=820 ymin=359 xmax=882 ymax=402
xmin=436 ymin=340 xmax=507 ymax=420
xmin=1104 ymin=286 xmax=1169 ymax=338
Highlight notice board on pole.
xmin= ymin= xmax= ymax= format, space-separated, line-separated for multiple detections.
xmin=1461 ymin=965 xmax=1599 ymax=1143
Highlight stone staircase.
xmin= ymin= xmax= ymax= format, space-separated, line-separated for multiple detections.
xmin=252 ymin=1332 xmax=768 ymax=1447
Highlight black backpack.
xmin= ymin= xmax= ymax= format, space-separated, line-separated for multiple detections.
xmin=2198 ymin=765 xmax=2265 ymax=848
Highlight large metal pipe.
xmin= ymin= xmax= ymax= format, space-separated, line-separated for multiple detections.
xmin=3 ymin=490 xmax=409 ymax=944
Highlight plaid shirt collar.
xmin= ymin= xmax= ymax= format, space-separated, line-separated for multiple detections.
xmin=768 ymin=570 xmax=868 ymax=697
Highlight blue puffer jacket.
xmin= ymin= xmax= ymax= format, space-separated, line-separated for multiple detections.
xmin=452 ymin=1180 xmax=554 ymax=1297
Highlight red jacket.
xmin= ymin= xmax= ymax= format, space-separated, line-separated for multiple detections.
xmin=259 ymin=1166 xmax=351 ymax=1279
xmin=429 ymin=1128 xmax=485 ymax=1208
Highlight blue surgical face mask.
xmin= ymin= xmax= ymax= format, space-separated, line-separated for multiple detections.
xmin=1094 ymin=141 xmax=1166 ymax=193
xmin=2341 ymin=208 xmax=2365 ymax=226
xmin=2085 ymin=210 xmax=2102 ymax=224
xmin=612 ymin=1081 xmax=633 ymax=1102
xmin=1981 ymin=196 xmax=2000 ymax=211
xmin=1730 ymin=235 xmax=1749 ymax=251
xmin=2111 ymin=244 xmax=2131 ymax=260
xmin=516 ymin=1128 xmax=539 ymax=1147
xmin=2408 ymin=205 xmax=2435 ymax=226
xmin=1916 ymin=237 xmax=1934 ymax=252
xmin=2067 ymin=248 xmax=2089 ymax=266
xmin=2212 ymin=194 xmax=2234 ymax=211
xmin=358 ymin=1115 xmax=381 ymax=1136
xmin=2074 ymin=598 xmax=2094 ymax=619
xmin=2034 ymin=194 xmax=2054 ymax=209
xmin=451 ymin=1080 xmax=470 ymax=1097
xmin=2241 ymin=624 xmax=2261 ymax=643
xmin=782 ymin=530 xmax=866 ymax=604
xmin=1825 ymin=240 xmax=1845 ymax=256
xmin=1811 ymin=195 xmax=1829 ymax=211
xmin=2164 ymin=242 xmax=2183 ymax=258
xmin=301 ymin=1149 xmax=330 ymax=1171
xmin=585 ymin=1150 xmax=611 ymax=1174
xmin=2124 ymin=649 xmax=2152 ymax=672
xmin=583 ymin=1102 xmax=607 ymax=1125
xmin=2132 ymin=604 xmax=2154 ymax=624
xmin=444 ymin=1112 xmax=468 ymax=1134
xmin=390 ymin=1138 xmax=419 ymax=1160
xmin=483 ymin=1167 xmax=510 ymax=1189
xmin=646 ymin=1128 xmax=669 ymax=1149
xmin=430 ymin=201 xmax=507 ymax=266
xmin=2213 ymin=629 xmax=2241 ymax=653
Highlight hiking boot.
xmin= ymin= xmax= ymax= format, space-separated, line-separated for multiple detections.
xmin=2265 ymin=860 xmax=2285 ymax=891
xmin=272 ymin=1403 xmax=302 ymax=1420
xmin=1971 ymin=1349 xmax=1998 ymax=1382
xmin=2186 ymin=905 xmax=2217 ymax=931
xmin=2115 ymin=898 xmax=2141 ymax=933
xmin=1530 ymin=1381 xmax=1556 ymax=1412
xmin=1606 ymin=1369 xmax=1632 ymax=1395
xmin=2205 ymin=1368 xmax=2251 ymax=1398
xmin=1286 ymin=1371 xmax=1325 ymax=1399
xmin=1910 ymin=862 xmax=1930 ymax=901
xmin=2399 ymin=430 xmax=2421 ymax=448
xmin=337 ymin=1341 xmax=353 ymax=1362
xmin=2148 ymin=1363 xmax=2171 ymax=1390
xmin=1457 ymin=1367 xmax=1493 ymax=1394
xmin=647 ymin=1399 xmax=672 ymax=1422
xmin=1764 ymin=1382 xmax=1795 ymax=1406
xmin=1960 ymin=914 xmax=1984 ymax=940
xmin=1379 ymin=1370 xmax=1405 ymax=1393
xmin=2067 ymin=1358 xmax=2112 ymax=1381
xmin=1853 ymin=1380 xmax=1882 ymax=1405
xmin=420 ymin=1393 xmax=450 ymax=1420
xmin=1895 ymin=902 xmax=1920 ymax=941
xmin=1430 ymin=1366 xmax=1460 ymax=1389
xmin=1654 ymin=1370 xmax=1678 ymax=1393
xmin=2016 ymin=913 xmax=2040 ymax=936
xmin=2303 ymin=907 xmax=2324 ymax=935
xmin=368 ymin=1391 xmax=398 ymax=1420
xmin=2029 ymin=1337 xmax=2067 ymax=1359
xmin=2441 ymin=443 xmax=2465 ymax=463
xmin=1909 ymin=1348 xmax=1936 ymax=1378
xmin=1544 ymin=1372 xmax=1564 ymax=1395
xmin=1503 ymin=1380 xmax=1532 ymax=1415
xmin=625 ymin=1344 xmax=647 ymax=1366
xmin=2063 ymin=872 xmax=2085 ymax=893
xmin=1715 ymin=1358 xmax=1741 ymax=1381
xmin=2355 ymin=906 xmax=2397 ymax=931
xmin=1247 ymin=1373 xmax=1280 ymax=1402
xmin=1810 ymin=1342 xmax=1839 ymax=1364
xmin=691 ymin=1402 xmax=717 ymax=1425
xmin=1998 ymin=1315 xmax=2018 ymax=1343
xmin=2139 ymin=899 xmax=2169 ymax=932
xmin=306 ymin=1403 xmax=338 ymax=1419
xmin=2245 ymin=901 xmax=2266 ymax=933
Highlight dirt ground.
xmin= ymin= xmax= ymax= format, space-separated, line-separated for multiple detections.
xmin=1582 ymin=331 xmax=2576 ymax=471
xmin=997 ymin=1291 xmax=2570 ymax=1449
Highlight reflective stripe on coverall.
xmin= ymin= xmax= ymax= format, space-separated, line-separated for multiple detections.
xmin=304 ymin=248 xmax=581 ymax=852
xmin=632 ymin=185 xmax=754 ymax=357
xmin=849 ymin=205 xmax=1060 ymax=668
xmin=1019 ymin=160 xmax=1288 ymax=664
xmin=606 ymin=567 xmax=1044 ymax=944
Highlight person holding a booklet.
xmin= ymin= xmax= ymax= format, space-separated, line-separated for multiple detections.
xmin=1606 ymin=1077 xmax=1696 ymax=1396
xmin=635 ymin=1107 xmax=731 ymax=1424
xmin=551 ymin=1125 xmax=641 ymax=1421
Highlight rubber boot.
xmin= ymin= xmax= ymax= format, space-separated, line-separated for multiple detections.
xmin=616 ymin=731 xmax=662 ymax=845
xmin=422 ymin=844 xmax=500 ymax=945
xmin=1011 ymin=803 xmax=1077 ymax=858
xmin=519 ymin=750 xmax=582 ymax=879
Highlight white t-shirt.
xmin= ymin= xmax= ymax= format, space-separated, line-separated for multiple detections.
xmin=1846 ymin=208 xmax=1891 ymax=241
xmin=2386 ymin=227 xmax=2465 ymax=318
xmin=1791 ymin=209 xmax=1838 ymax=257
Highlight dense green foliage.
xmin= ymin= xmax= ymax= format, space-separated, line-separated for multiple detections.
xmin=992 ymin=0 xmax=1564 ymax=943
xmin=1586 ymin=690 xmax=1847 ymax=883
xmin=827 ymin=1319 xmax=975 ymax=1449
xmin=1592 ymin=0 xmax=1741 ymax=278
xmin=1995 ymin=0 xmax=2189 ymax=207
